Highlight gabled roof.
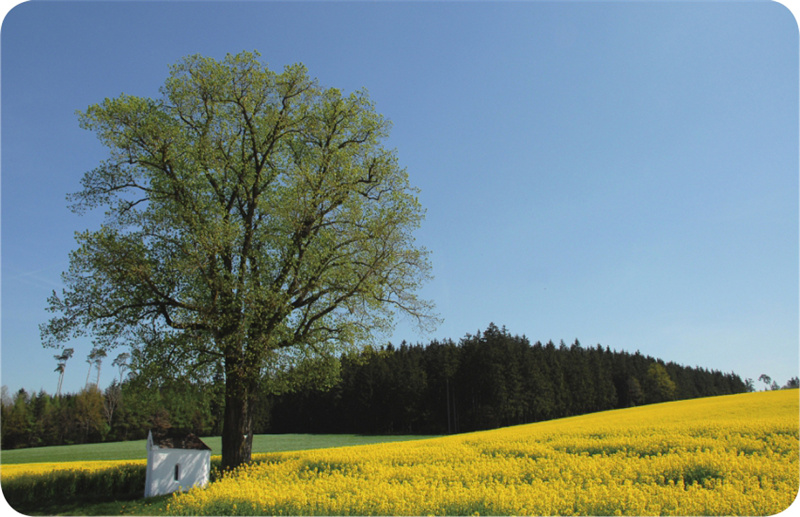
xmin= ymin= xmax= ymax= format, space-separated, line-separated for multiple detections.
xmin=148 ymin=429 xmax=211 ymax=451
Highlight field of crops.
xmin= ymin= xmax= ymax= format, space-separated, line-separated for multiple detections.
xmin=2 ymin=390 xmax=797 ymax=515
xmin=166 ymin=390 xmax=798 ymax=516
xmin=0 ymin=434 xmax=433 ymax=513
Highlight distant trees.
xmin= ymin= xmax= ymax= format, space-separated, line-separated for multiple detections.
xmin=268 ymin=324 xmax=749 ymax=435
xmin=53 ymin=348 xmax=74 ymax=396
xmin=84 ymin=348 xmax=106 ymax=390
xmin=3 ymin=389 xmax=32 ymax=448
xmin=112 ymin=353 xmax=130 ymax=383
xmin=758 ymin=374 xmax=773 ymax=391
xmin=5 ymin=324 xmax=784 ymax=450
xmin=757 ymin=374 xmax=797 ymax=391
xmin=644 ymin=363 xmax=677 ymax=403
xmin=1 ymin=374 xmax=226 ymax=449
xmin=74 ymin=387 xmax=106 ymax=442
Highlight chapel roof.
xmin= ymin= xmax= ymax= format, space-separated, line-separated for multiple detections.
xmin=149 ymin=429 xmax=211 ymax=451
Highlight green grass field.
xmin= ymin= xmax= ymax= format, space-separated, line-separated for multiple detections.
xmin=0 ymin=433 xmax=438 ymax=464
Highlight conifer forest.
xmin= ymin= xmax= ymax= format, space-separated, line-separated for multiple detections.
xmin=2 ymin=324 xmax=765 ymax=450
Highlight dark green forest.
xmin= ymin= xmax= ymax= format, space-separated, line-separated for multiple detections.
xmin=3 ymin=324 xmax=784 ymax=450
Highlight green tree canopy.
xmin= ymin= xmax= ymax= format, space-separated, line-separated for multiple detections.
xmin=41 ymin=51 xmax=437 ymax=468
xmin=644 ymin=362 xmax=677 ymax=403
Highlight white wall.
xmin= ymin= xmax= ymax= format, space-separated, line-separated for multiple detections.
xmin=144 ymin=448 xmax=210 ymax=498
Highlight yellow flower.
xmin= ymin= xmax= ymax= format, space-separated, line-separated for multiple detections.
xmin=10 ymin=390 xmax=798 ymax=516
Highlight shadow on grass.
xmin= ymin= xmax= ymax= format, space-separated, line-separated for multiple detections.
xmin=9 ymin=494 xmax=173 ymax=516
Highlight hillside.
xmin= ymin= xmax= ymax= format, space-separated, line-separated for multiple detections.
xmin=3 ymin=390 xmax=797 ymax=516
xmin=168 ymin=390 xmax=799 ymax=515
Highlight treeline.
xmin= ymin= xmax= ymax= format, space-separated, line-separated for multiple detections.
xmin=3 ymin=324 xmax=785 ymax=449
xmin=267 ymin=324 xmax=748 ymax=434
xmin=1 ymin=378 xmax=224 ymax=450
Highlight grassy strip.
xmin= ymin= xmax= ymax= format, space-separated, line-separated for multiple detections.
xmin=1 ymin=440 xmax=147 ymax=464
xmin=1 ymin=433 xmax=438 ymax=464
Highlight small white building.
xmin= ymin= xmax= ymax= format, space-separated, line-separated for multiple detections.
xmin=144 ymin=429 xmax=211 ymax=498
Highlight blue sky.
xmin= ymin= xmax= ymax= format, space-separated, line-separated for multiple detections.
xmin=2 ymin=1 xmax=798 ymax=397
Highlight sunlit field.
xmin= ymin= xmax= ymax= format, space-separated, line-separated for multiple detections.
xmin=167 ymin=390 xmax=798 ymax=516
xmin=0 ymin=434 xmax=434 ymax=513
xmin=2 ymin=391 xmax=797 ymax=515
xmin=1 ymin=459 xmax=146 ymax=480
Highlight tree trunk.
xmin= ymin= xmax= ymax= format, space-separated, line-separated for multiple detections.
xmin=56 ymin=372 xmax=64 ymax=397
xmin=221 ymin=367 xmax=254 ymax=470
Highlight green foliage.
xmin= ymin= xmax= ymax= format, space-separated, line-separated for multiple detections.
xmin=41 ymin=50 xmax=437 ymax=468
xmin=74 ymin=386 xmax=107 ymax=442
xmin=270 ymin=324 xmax=748 ymax=435
xmin=6 ymin=324 xmax=747 ymax=450
xmin=0 ymin=378 xmax=223 ymax=449
xmin=644 ymin=362 xmax=678 ymax=403
xmin=42 ymin=50 xmax=435 ymax=362
xmin=1 ymin=389 xmax=32 ymax=449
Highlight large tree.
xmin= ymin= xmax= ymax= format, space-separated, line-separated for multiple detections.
xmin=41 ymin=51 xmax=436 ymax=468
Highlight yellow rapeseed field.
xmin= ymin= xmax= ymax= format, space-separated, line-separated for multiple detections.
xmin=167 ymin=390 xmax=798 ymax=516
xmin=0 ymin=458 xmax=146 ymax=480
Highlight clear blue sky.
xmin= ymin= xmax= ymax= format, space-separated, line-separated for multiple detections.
xmin=2 ymin=1 xmax=798 ymax=397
